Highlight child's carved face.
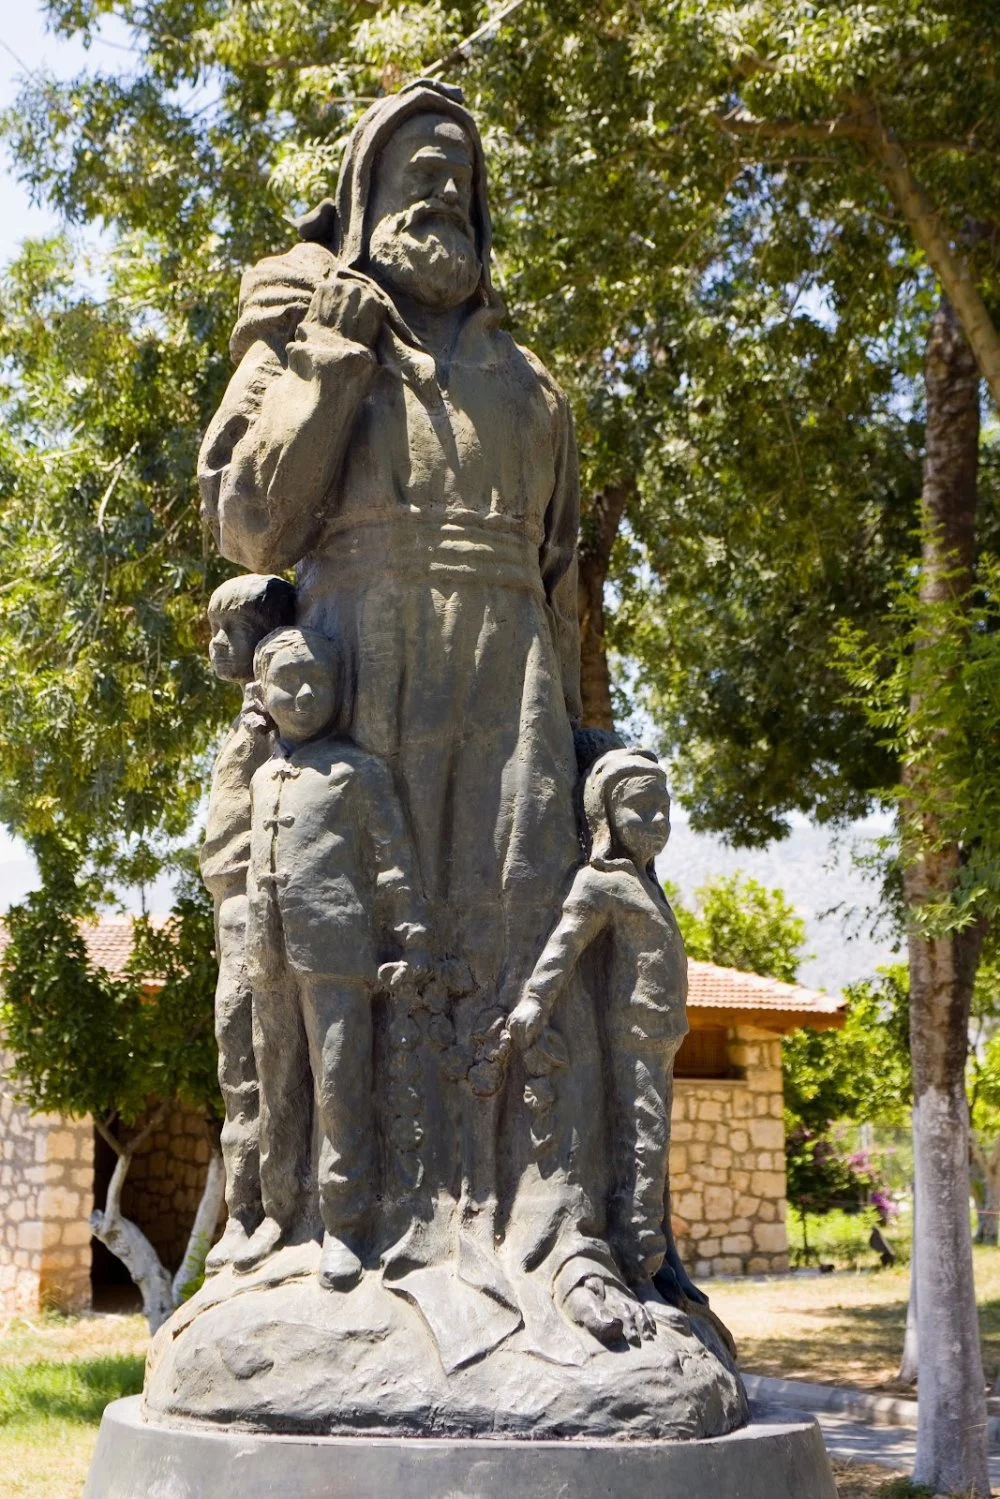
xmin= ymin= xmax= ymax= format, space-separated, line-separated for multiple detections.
xmin=262 ymin=646 xmax=337 ymax=744
xmin=208 ymin=608 xmax=260 ymax=683
xmin=609 ymin=774 xmax=671 ymax=866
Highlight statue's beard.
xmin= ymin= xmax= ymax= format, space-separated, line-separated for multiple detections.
xmin=367 ymin=208 xmax=482 ymax=310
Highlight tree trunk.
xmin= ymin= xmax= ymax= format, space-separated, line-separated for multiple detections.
xmin=577 ymin=480 xmax=631 ymax=729
xmin=90 ymin=1144 xmax=176 ymax=1333
xmin=91 ymin=1117 xmax=226 ymax=1333
xmin=905 ymin=298 xmax=990 ymax=1497
xmin=897 ymin=1189 xmax=918 ymax=1384
xmin=172 ymin=1145 xmax=225 ymax=1303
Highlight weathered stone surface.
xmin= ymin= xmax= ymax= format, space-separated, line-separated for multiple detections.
xmin=86 ymin=1398 xmax=837 ymax=1499
xmin=134 ymin=76 xmax=748 ymax=1452
xmin=145 ymin=1247 xmax=747 ymax=1440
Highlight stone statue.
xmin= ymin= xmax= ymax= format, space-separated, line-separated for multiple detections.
xmin=239 ymin=625 xmax=431 ymax=1291
xmin=143 ymin=77 xmax=750 ymax=1445
xmin=199 ymin=573 xmax=296 ymax=1276
xmin=508 ymin=749 xmax=687 ymax=1295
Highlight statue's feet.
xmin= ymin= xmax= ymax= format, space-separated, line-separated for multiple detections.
xmin=318 ymin=1233 xmax=363 ymax=1292
xmin=204 ymin=1217 xmax=257 ymax=1276
xmin=563 ymin=1273 xmax=656 ymax=1348
xmin=233 ymin=1216 xmax=286 ymax=1274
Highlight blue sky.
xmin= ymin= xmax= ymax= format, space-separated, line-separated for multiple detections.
xmin=0 ymin=5 xmax=137 ymax=264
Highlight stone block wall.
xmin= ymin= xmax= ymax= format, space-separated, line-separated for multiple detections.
xmin=0 ymin=1050 xmax=94 ymax=1315
xmin=669 ymin=1025 xmax=789 ymax=1277
xmin=119 ymin=1103 xmax=222 ymax=1270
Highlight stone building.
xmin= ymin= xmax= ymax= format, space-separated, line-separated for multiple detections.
xmin=1 ymin=920 xmax=844 ymax=1314
xmin=673 ymin=962 xmax=845 ymax=1277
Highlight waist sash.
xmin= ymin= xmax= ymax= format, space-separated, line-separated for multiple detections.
xmin=303 ymin=509 xmax=545 ymax=595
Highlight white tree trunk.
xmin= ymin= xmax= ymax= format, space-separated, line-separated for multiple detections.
xmin=91 ymin=1125 xmax=226 ymax=1334
xmin=897 ymin=1190 xmax=918 ymax=1385
xmin=172 ymin=1146 xmax=225 ymax=1304
xmin=90 ymin=1146 xmax=175 ymax=1333
xmin=911 ymin=1083 xmax=988 ymax=1494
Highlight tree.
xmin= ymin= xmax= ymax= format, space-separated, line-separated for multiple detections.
xmin=667 ymin=871 xmax=806 ymax=983
xmin=0 ymin=839 xmax=223 ymax=1331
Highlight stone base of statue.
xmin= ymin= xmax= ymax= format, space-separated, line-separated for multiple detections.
xmin=84 ymin=1397 xmax=837 ymax=1499
xmin=138 ymin=1243 xmax=747 ymax=1440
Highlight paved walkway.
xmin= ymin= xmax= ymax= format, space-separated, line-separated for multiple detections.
xmin=761 ymin=1401 xmax=1000 ymax=1487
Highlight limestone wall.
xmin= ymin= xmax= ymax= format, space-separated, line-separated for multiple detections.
xmin=119 ymin=1103 xmax=222 ymax=1270
xmin=669 ymin=1026 xmax=789 ymax=1277
xmin=0 ymin=1050 xmax=94 ymax=1315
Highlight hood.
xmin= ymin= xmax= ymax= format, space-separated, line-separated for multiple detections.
xmin=583 ymin=748 xmax=669 ymax=865
xmin=295 ymin=79 xmax=500 ymax=311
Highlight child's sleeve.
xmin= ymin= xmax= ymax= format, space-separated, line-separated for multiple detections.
xmin=365 ymin=758 xmax=429 ymax=951
xmin=522 ymin=869 xmax=607 ymax=1015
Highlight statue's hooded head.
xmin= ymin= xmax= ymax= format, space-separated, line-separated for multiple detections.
xmin=297 ymin=80 xmax=500 ymax=316
xmin=583 ymin=748 xmax=670 ymax=869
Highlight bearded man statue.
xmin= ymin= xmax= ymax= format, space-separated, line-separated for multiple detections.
xmin=145 ymin=80 xmax=746 ymax=1442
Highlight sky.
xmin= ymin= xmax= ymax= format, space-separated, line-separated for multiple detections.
xmin=0 ymin=6 xmax=900 ymax=987
xmin=0 ymin=5 xmax=138 ymax=264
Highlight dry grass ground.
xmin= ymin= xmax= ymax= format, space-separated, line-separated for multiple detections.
xmin=706 ymin=1244 xmax=1000 ymax=1393
xmin=0 ymin=1311 xmax=147 ymax=1499
xmin=831 ymin=1462 xmax=931 ymax=1497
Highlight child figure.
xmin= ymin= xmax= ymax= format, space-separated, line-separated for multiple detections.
xmin=236 ymin=626 xmax=431 ymax=1291
xmin=201 ymin=573 xmax=297 ymax=1274
xmin=507 ymin=748 xmax=688 ymax=1289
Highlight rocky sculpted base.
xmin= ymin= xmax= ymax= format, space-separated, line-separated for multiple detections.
xmin=142 ymin=1242 xmax=748 ymax=1441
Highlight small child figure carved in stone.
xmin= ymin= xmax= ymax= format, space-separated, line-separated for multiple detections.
xmin=201 ymin=573 xmax=297 ymax=1275
xmin=236 ymin=626 xmax=432 ymax=1291
xmin=507 ymin=748 xmax=688 ymax=1290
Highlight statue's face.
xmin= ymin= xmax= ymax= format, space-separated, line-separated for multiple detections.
xmin=366 ymin=113 xmax=482 ymax=310
xmin=208 ymin=608 xmax=258 ymax=684
xmin=262 ymin=648 xmax=337 ymax=744
xmin=610 ymin=775 xmax=671 ymax=865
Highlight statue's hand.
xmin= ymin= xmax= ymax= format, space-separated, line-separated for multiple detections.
xmin=506 ymin=995 xmax=544 ymax=1051
xmin=378 ymin=953 xmax=432 ymax=997
xmin=306 ymin=270 xmax=387 ymax=348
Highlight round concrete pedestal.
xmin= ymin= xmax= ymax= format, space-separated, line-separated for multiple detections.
xmin=83 ymin=1397 xmax=838 ymax=1498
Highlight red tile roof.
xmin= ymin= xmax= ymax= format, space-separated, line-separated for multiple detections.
xmin=687 ymin=959 xmax=845 ymax=1024
xmin=4 ymin=918 xmax=846 ymax=1030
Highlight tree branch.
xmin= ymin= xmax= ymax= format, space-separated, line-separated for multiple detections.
xmin=713 ymin=92 xmax=1000 ymax=412
xmin=856 ymin=94 xmax=1000 ymax=413
xmin=171 ymin=1145 xmax=225 ymax=1304
xmin=714 ymin=109 xmax=868 ymax=145
xmin=94 ymin=1116 xmax=123 ymax=1158
xmin=423 ymin=0 xmax=530 ymax=79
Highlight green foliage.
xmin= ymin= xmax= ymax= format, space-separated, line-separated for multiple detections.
xmin=784 ymin=966 xmax=912 ymax=1135
xmin=667 ymin=871 xmax=807 ymax=982
xmin=786 ymin=1203 xmax=911 ymax=1272
xmin=0 ymin=839 xmax=220 ymax=1131
xmin=781 ymin=965 xmax=911 ymax=1228
xmin=0 ymin=0 xmax=986 ymax=876
xmin=836 ymin=553 xmax=1000 ymax=936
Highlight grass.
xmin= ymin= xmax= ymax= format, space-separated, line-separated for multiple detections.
xmin=0 ymin=1311 xmax=147 ymax=1499
xmin=704 ymin=1242 xmax=1000 ymax=1393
